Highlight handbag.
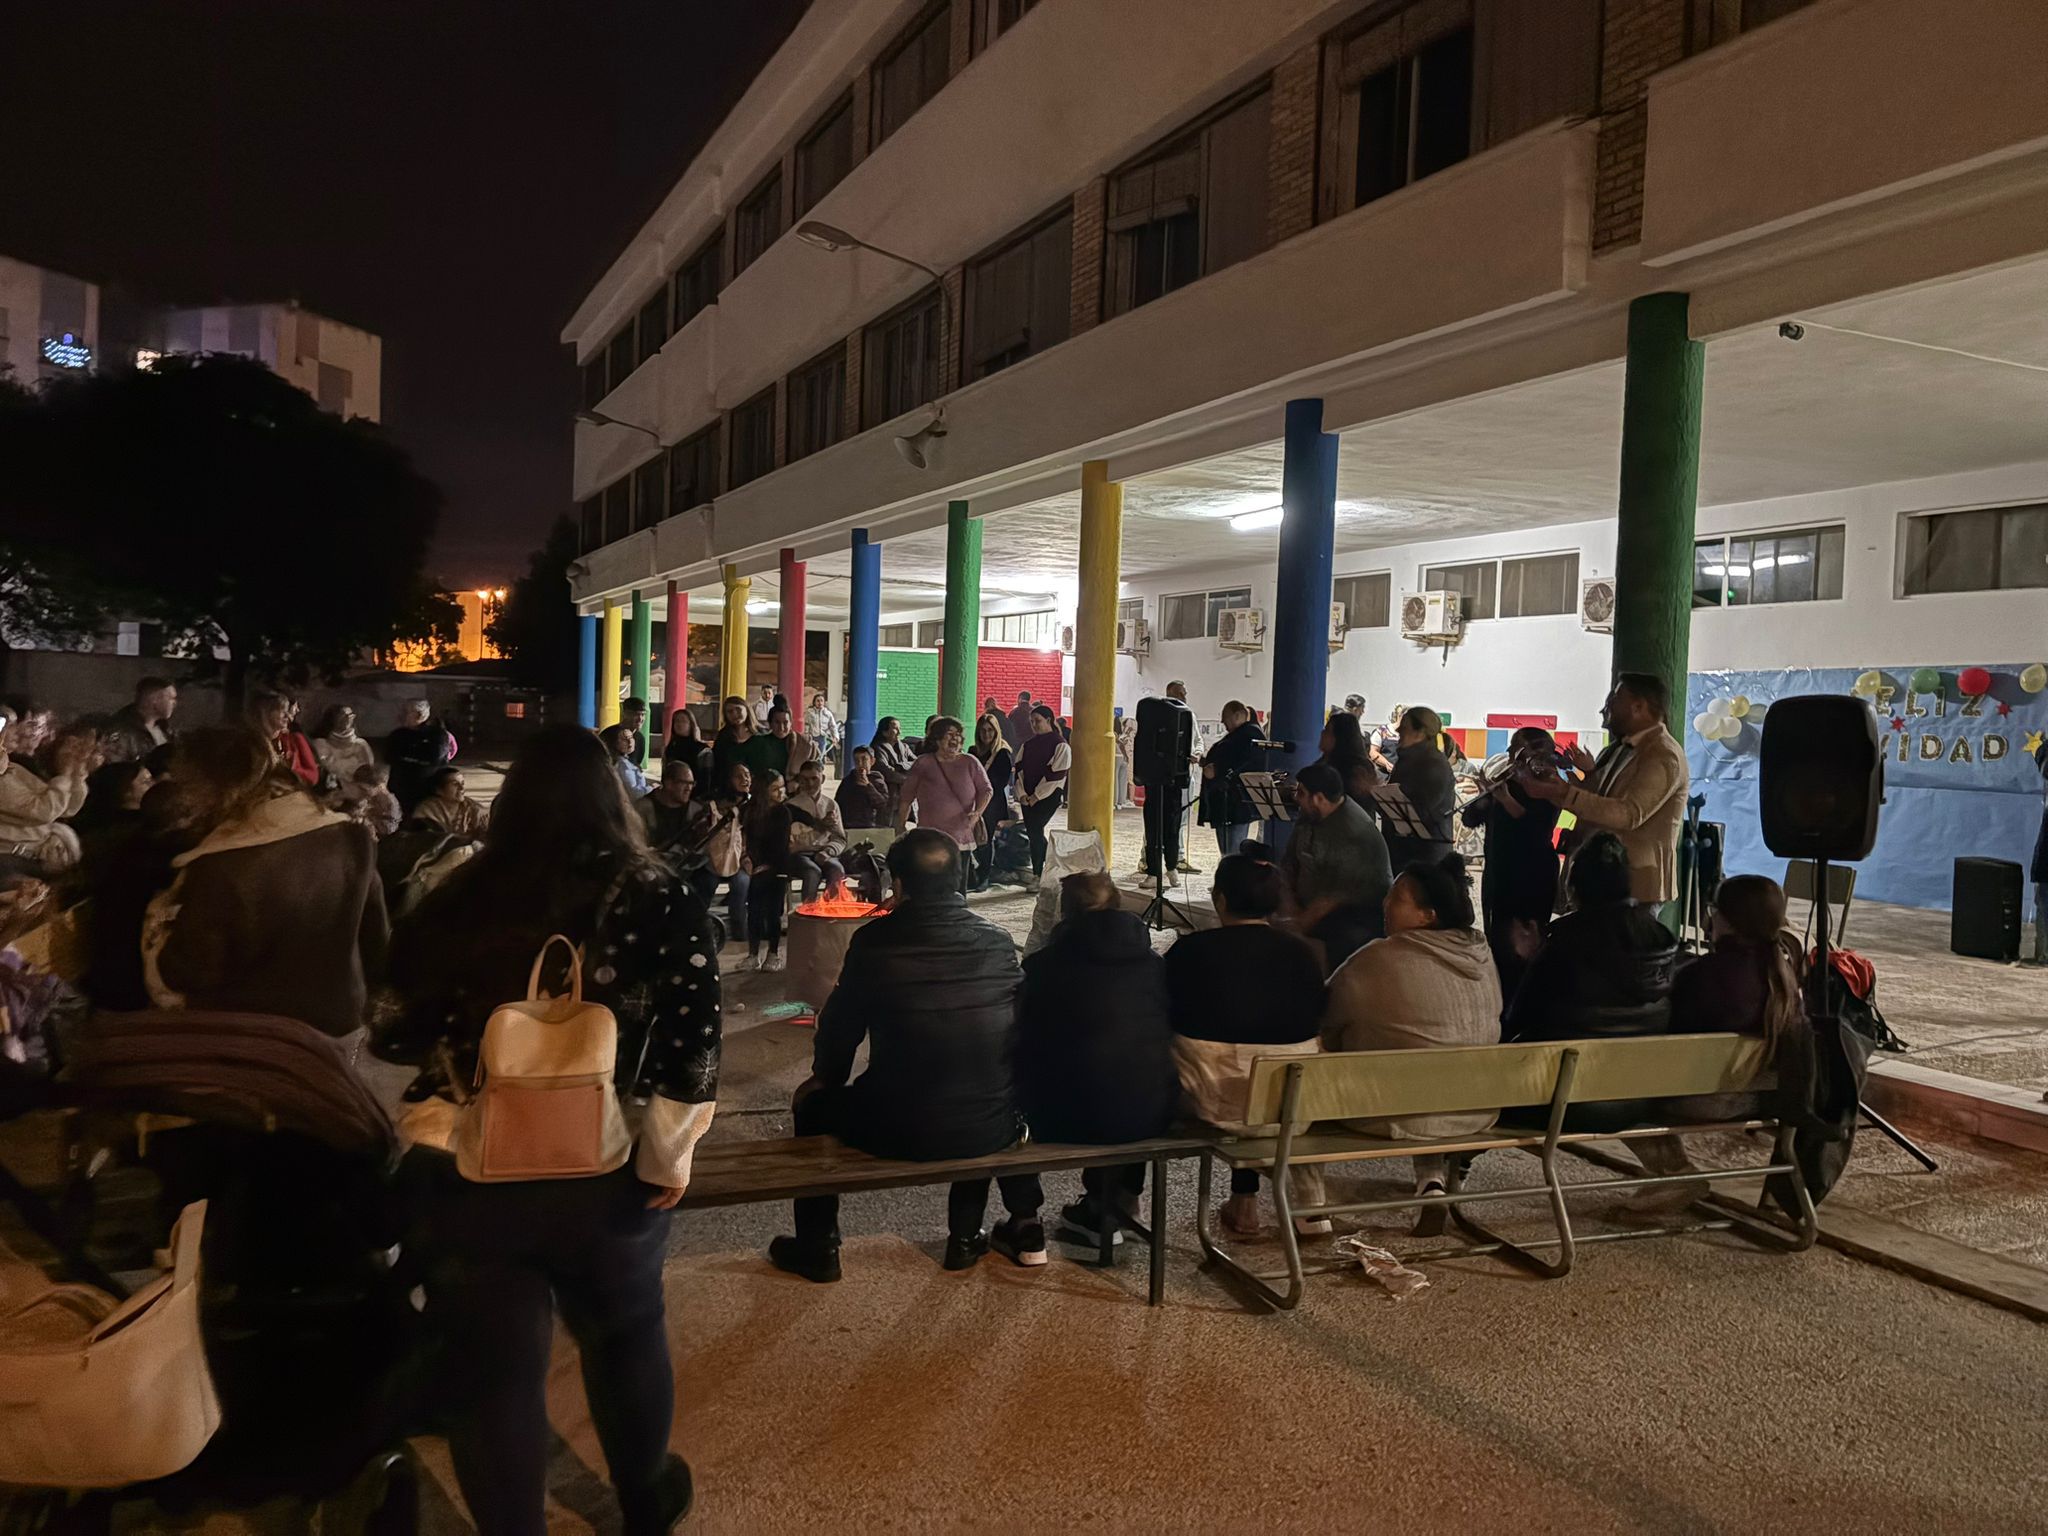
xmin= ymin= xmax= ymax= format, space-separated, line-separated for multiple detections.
xmin=0 ymin=1201 xmax=220 ymax=1487
xmin=453 ymin=934 xmax=632 ymax=1183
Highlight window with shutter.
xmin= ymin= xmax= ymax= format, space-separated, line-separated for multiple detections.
xmin=729 ymin=389 xmax=777 ymax=488
xmin=963 ymin=209 xmax=1072 ymax=379
xmin=862 ymin=290 xmax=942 ymax=427
xmin=787 ymin=348 xmax=847 ymax=461
xmin=872 ymin=3 xmax=951 ymax=147
xmin=733 ymin=169 xmax=785 ymax=278
xmin=668 ymin=425 xmax=720 ymax=511
xmin=672 ymin=238 xmax=722 ymax=330
xmin=796 ymin=97 xmax=855 ymax=216
xmin=1106 ymin=89 xmax=1270 ymax=319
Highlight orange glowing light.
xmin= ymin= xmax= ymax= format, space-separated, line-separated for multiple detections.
xmin=794 ymin=898 xmax=882 ymax=919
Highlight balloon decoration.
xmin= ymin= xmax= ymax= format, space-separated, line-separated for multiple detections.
xmin=1693 ymin=695 xmax=1746 ymax=744
xmin=2022 ymin=663 xmax=2047 ymax=696
xmin=1852 ymin=670 xmax=1885 ymax=697
xmin=1957 ymin=667 xmax=1993 ymax=698
xmin=1909 ymin=667 xmax=1943 ymax=693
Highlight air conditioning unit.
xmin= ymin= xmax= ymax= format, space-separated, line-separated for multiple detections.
xmin=1059 ymin=624 xmax=1076 ymax=655
xmin=1115 ymin=618 xmax=1151 ymax=656
xmin=1216 ymin=607 xmax=1266 ymax=652
xmin=1579 ymin=575 xmax=1616 ymax=633
xmin=1329 ymin=601 xmax=1348 ymax=651
xmin=1400 ymin=590 xmax=1462 ymax=642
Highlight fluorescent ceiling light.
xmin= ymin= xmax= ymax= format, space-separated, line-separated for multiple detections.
xmin=1229 ymin=506 xmax=1284 ymax=533
xmin=745 ymin=599 xmax=775 ymax=614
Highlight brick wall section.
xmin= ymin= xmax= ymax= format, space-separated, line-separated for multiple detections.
xmin=940 ymin=266 xmax=965 ymax=394
xmin=1594 ymin=0 xmax=1691 ymax=250
xmin=1069 ymin=177 xmax=1107 ymax=337
xmin=842 ymin=331 xmax=863 ymax=438
xmin=949 ymin=0 xmax=974 ymax=76
xmin=1266 ymin=43 xmax=1323 ymax=247
xmin=973 ymin=645 xmax=1065 ymax=716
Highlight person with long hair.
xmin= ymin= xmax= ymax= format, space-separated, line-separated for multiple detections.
xmin=1015 ymin=705 xmax=1070 ymax=879
xmin=895 ymin=716 xmax=992 ymax=894
xmin=1670 ymin=874 xmax=1802 ymax=1053
xmin=249 ymin=689 xmax=321 ymax=788
xmin=383 ymin=724 xmax=717 ymax=1536
xmin=1383 ymin=705 xmax=1457 ymax=869
xmin=711 ymin=693 xmax=779 ymax=789
xmin=145 ymin=726 xmax=387 ymax=1037
xmin=1312 ymin=709 xmax=1379 ymax=812
xmin=1503 ymin=831 xmax=1675 ymax=1044
xmin=869 ymin=715 xmax=917 ymax=806
xmin=741 ymin=768 xmax=794 ymax=972
xmin=1322 ymin=855 xmax=1501 ymax=1231
xmin=968 ymin=712 xmax=1015 ymax=891
xmin=659 ymin=705 xmax=712 ymax=782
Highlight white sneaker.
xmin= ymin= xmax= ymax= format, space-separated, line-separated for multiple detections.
xmin=1164 ymin=869 xmax=1181 ymax=889
xmin=762 ymin=952 xmax=786 ymax=973
xmin=736 ymin=953 xmax=760 ymax=973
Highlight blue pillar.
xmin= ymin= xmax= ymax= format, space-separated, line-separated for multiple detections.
xmin=846 ymin=528 xmax=882 ymax=761
xmin=1269 ymin=397 xmax=1340 ymax=781
xmin=577 ymin=613 xmax=598 ymax=729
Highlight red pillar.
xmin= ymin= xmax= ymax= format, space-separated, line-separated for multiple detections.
xmin=663 ymin=580 xmax=687 ymax=724
xmin=778 ymin=547 xmax=806 ymax=708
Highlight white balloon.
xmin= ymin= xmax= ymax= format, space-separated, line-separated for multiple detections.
xmin=1692 ymin=713 xmax=1717 ymax=736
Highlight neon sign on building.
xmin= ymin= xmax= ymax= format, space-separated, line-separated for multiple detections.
xmin=40 ymin=332 xmax=92 ymax=369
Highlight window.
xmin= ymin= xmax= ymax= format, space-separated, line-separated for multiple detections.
xmin=672 ymin=237 xmax=722 ymax=331
xmin=786 ymin=348 xmax=847 ymax=462
xmin=606 ymin=327 xmax=636 ymax=390
xmin=982 ymin=609 xmax=1057 ymax=645
xmin=632 ymin=456 xmax=666 ymax=532
xmin=1498 ymin=552 xmax=1579 ymax=618
xmin=795 ymin=97 xmax=855 ymax=216
xmin=878 ymin=623 xmax=915 ymax=647
xmin=1106 ymin=90 xmax=1270 ymax=319
xmin=1421 ymin=559 xmax=1496 ymax=621
xmin=636 ymin=289 xmax=670 ymax=366
xmin=1695 ymin=524 xmax=1846 ymax=606
xmin=1117 ymin=597 xmax=1145 ymax=629
xmin=1332 ymin=571 xmax=1392 ymax=628
xmin=1160 ymin=586 xmax=1254 ymax=641
xmin=916 ymin=620 xmax=944 ymax=648
xmin=668 ymin=423 xmax=720 ymax=511
xmin=862 ymin=289 xmax=942 ymax=427
xmin=1333 ymin=8 xmax=1475 ymax=213
xmin=872 ymin=3 xmax=951 ymax=147
xmin=728 ymin=388 xmax=776 ymax=489
xmin=581 ymin=356 xmax=608 ymax=410
xmin=1901 ymin=506 xmax=2048 ymax=596
xmin=732 ymin=168 xmax=785 ymax=278
xmin=580 ymin=495 xmax=603 ymax=552
xmin=963 ymin=210 xmax=1072 ymax=379
xmin=602 ymin=480 xmax=632 ymax=546
xmin=971 ymin=0 xmax=1039 ymax=53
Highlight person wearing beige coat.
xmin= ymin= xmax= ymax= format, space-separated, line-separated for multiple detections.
xmin=1524 ymin=673 xmax=1689 ymax=907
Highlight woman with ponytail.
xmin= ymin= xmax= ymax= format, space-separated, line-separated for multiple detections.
xmin=1671 ymin=874 xmax=1803 ymax=1056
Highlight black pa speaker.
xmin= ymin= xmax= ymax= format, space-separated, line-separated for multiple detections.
xmin=1951 ymin=857 xmax=2023 ymax=962
xmin=1132 ymin=695 xmax=1193 ymax=788
xmin=1758 ymin=694 xmax=1882 ymax=861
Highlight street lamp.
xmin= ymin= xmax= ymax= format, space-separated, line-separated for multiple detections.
xmin=576 ymin=408 xmax=662 ymax=444
xmin=795 ymin=220 xmax=953 ymax=468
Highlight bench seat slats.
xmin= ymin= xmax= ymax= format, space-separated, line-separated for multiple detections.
xmin=679 ymin=1133 xmax=1207 ymax=1207
xmin=1211 ymin=1119 xmax=1774 ymax=1167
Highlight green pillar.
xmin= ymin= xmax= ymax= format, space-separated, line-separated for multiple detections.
xmin=627 ymin=590 xmax=653 ymax=762
xmin=940 ymin=499 xmax=982 ymax=725
xmin=1612 ymin=292 xmax=1704 ymax=739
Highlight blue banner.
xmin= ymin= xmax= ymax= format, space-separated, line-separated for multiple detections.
xmin=1685 ymin=665 xmax=2046 ymax=915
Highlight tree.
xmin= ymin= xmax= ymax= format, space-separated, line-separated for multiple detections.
xmin=392 ymin=582 xmax=466 ymax=668
xmin=0 ymin=353 xmax=444 ymax=706
xmin=488 ymin=514 xmax=581 ymax=693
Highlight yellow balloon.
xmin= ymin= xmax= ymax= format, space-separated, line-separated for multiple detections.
xmin=1728 ymin=695 xmax=1750 ymax=718
xmin=1852 ymin=670 xmax=1883 ymax=695
xmin=2022 ymin=663 xmax=2047 ymax=695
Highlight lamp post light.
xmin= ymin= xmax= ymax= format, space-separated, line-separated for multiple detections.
xmin=575 ymin=408 xmax=662 ymax=444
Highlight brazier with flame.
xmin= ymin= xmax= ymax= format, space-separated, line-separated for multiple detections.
xmin=783 ymin=882 xmax=885 ymax=1009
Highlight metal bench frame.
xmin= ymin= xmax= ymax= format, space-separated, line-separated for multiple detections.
xmin=1195 ymin=1039 xmax=1819 ymax=1311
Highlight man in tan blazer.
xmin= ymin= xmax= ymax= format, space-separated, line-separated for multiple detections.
xmin=1522 ymin=672 xmax=1689 ymax=906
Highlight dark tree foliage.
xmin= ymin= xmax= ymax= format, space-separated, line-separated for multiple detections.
xmin=487 ymin=514 xmax=581 ymax=692
xmin=0 ymin=353 xmax=445 ymax=705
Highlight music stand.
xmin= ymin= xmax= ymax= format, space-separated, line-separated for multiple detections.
xmin=1367 ymin=783 xmax=1432 ymax=845
xmin=1238 ymin=771 xmax=1292 ymax=827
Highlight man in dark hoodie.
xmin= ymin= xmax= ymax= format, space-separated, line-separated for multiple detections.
xmin=1014 ymin=871 xmax=1177 ymax=1243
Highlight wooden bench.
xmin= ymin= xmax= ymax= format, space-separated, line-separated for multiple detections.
xmin=681 ymin=1133 xmax=1209 ymax=1305
xmin=1199 ymin=1033 xmax=1817 ymax=1310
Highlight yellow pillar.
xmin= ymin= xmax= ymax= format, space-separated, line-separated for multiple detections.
xmin=720 ymin=563 xmax=752 ymax=705
xmin=599 ymin=598 xmax=623 ymax=729
xmin=1069 ymin=460 xmax=1122 ymax=862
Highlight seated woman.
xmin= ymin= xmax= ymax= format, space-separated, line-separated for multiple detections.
xmin=1321 ymin=855 xmax=1501 ymax=1232
xmin=1014 ymin=872 xmax=1176 ymax=1243
xmin=1671 ymin=874 xmax=1802 ymax=1049
xmin=408 ymin=766 xmax=490 ymax=841
xmin=1163 ymin=854 xmax=1329 ymax=1238
xmin=1502 ymin=831 xmax=1676 ymax=1044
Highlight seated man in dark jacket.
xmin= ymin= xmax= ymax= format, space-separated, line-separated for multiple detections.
xmin=1503 ymin=831 xmax=1677 ymax=1042
xmin=1014 ymin=871 xmax=1176 ymax=1244
xmin=769 ymin=828 xmax=1037 ymax=1282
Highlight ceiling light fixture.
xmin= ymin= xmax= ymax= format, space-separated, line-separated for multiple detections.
xmin=1229 ymin=505 xmax=1284 ymax=533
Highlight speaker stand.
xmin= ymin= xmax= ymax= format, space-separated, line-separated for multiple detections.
xmin=1138 ymin=865 xmax=1194 ymax=933
xmin=1811 ymin=857 xmax=1939 ymax=1175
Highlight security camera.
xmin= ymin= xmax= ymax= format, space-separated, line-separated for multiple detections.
xmin=1778 ymin=321 xmax=1805 ymax=342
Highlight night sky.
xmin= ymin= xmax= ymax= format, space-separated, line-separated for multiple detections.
xmin=2 ymin=0 xmax=809 ymax=586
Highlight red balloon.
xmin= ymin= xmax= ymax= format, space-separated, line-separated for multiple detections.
xmin=1958 ymin=666 xmax=1993 ymax=697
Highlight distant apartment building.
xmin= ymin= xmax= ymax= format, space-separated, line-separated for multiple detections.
xmin=0 ymin=255 xmax=100 ymax=387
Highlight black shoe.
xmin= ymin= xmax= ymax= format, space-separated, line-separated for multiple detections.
xmin=1412 ymin=1179 xmax=1449 ymax=1238
xmin=621 ymin=1454 xmax=694 ymax=1536
xmin=1056 ymin=1198 xmax=1125 ymax=1247
xmin=943 ymin=1230 xmax=989 ymax=1270
xmin=768 ymin=1234 xmax=842 ymax=1283
xmin=989 ymin=1215 xmax=1049 ymax=1268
